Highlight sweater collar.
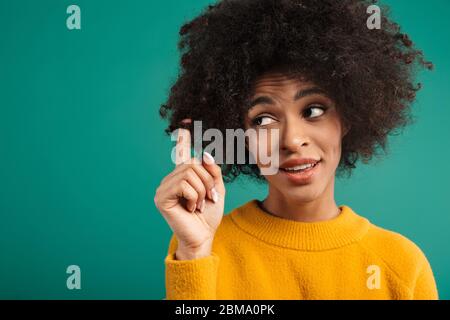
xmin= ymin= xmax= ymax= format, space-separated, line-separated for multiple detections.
xmin=230 ymin=199 xmax=370 ymax=251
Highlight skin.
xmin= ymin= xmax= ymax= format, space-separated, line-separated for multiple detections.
xmin=244 ymin=72 xmax=350 ymax=222
xmin=155 ymin=118 xmax=226 ymax=260
xmin=155 ymin=72 xmax=351 ymax=260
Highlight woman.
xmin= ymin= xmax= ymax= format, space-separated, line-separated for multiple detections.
xmin=154 ymin=0 xmax=438 ymax=299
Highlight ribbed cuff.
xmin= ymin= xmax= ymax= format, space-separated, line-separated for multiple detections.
xmin=165 ymin=252 xmax=220 ymax=300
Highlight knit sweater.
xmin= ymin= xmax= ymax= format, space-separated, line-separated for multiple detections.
xmin=164 ymin=199 xmax=438 ymax=300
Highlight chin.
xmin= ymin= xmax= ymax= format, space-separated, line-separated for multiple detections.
xmin=268 ymin=177 xmax=321 ymax=199
xmin=286 ymin=188 xmax=321 ymax=202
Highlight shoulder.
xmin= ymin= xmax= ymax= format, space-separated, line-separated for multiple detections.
xmin=219 ymin=199 xmax=256 ymax=229
xmin=215 ymin=203 xmax=246 ymax=236
xmin=212 ymin=199 xmax=258 ymax=243
xmin=360 ymin=221 xmax=431 ymax=282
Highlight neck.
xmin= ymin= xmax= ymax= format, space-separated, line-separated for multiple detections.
xmin=262 ymin=178 xmax=340 ymax=222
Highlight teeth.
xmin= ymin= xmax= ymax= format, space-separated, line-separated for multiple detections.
xmin=284 ymin=162 xmax=316 ymax=171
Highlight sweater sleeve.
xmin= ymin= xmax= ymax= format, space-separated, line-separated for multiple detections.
xmin=164 ymin=234 xmax=220 ymax=300
xmin=413 ymin=255 xmax=439 ymax=300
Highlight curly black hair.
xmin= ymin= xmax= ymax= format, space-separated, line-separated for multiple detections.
xmin=159 ymin=0 xmax=433 ymax=184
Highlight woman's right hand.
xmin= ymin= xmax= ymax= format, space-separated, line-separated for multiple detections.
xmin=154 ymin=119 xmax=226 ymax=260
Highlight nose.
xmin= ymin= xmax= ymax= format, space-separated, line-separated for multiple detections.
xmin=280 ymin=117 xmax=309 ymax=153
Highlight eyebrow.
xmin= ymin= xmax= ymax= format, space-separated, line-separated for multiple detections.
xmin=248 ymin=86 xmax=328 ymax=109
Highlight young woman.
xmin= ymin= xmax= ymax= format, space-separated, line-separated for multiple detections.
xmin=154 ymin=0 xmax=438 ymax=299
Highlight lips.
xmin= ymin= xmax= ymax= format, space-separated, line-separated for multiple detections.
xmin=279 ymin=160 xmax=320 ymax=172
xmin=280 ymin=158 xmax=320 ymax=170
xmin=279 ymin=160 xmax=321 ymax=185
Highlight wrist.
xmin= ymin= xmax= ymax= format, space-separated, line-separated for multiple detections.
xmin=175 ymin=241 xmax=213 ymax=260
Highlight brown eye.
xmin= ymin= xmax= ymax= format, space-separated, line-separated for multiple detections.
xmin=251 ymin=115 xmax=276 ymax=126
xmin=304 ymin=105 xmax=326 ymax=118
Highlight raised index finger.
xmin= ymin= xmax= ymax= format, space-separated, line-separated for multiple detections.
xmin=175 ymin=118 xmax=192 ymax=166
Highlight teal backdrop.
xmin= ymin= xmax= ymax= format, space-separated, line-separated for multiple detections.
xmin=0 ymin=0 xmax=449 ymax=299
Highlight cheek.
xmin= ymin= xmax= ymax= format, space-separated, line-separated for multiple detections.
xmin=329 ymin=142 xmax=342 ymax=167
xmin=320 ymin=126 xmax=343 ymax=168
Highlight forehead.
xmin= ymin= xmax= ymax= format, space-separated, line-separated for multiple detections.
xmin=250 ymin=72 xmax=315 ymax=96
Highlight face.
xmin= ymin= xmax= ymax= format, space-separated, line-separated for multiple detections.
xmin=244 ymin=72 xmax=349 ymax=203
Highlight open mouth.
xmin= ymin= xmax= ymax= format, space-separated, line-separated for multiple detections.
xmin=279 ymin=160 xmax=320 ymax=174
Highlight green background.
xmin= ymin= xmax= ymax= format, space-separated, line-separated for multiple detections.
xmin=0 ymin=0 xmax=449 ymax=299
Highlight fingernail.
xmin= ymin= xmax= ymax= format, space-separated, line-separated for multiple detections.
xmin=203 ymin=151 xmax=215 ymax=165
xmin=200 ymin=199 xmax=205 ymax=212
xmin=211 ymin=188 xmax=219 ymax=203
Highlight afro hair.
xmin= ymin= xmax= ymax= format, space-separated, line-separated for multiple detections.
xmin=159 ymin=0 xmax=433 ymax=183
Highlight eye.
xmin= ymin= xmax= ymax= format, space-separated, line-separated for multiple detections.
xmin=304 ymin=105 xmax=327 ymax=118
xmin=250 ymin=115 xmax=276 ymax=127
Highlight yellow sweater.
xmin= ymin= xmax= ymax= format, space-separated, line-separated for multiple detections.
xmin=164 ymin=199 xmax=438 ymax=300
